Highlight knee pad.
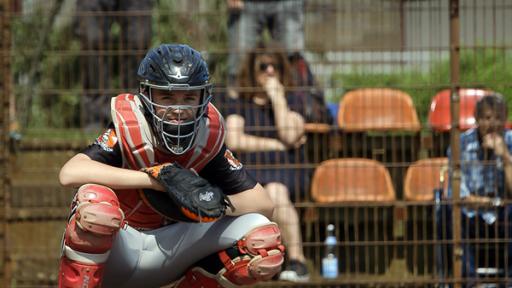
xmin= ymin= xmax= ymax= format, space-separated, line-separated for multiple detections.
xmin=64 ymin=184 xmax=125 ymax=255
xmin=73 ymin=184 xmax=125 ymax=235
xmin=219 ymin=222 xmax=285 ymax=286
xmin=175 ymin=222 xmax=285 ymax=288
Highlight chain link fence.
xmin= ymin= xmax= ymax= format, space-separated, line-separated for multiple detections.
xmin=2 ymin=0 xmax=512 ymax=287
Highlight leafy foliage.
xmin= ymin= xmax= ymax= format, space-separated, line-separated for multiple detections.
xmin=153 ymin=0 xmax=229 ymax=83
xmin=331 ymin=49 xmax=512 ymax=124
xmin=12 ymin=0 xmax=230 ymax=132
xmin=12 ymin=1 xmax=512 ymax=133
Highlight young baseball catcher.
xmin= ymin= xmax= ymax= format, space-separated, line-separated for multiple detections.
xmin=58 ymin=43 xmax=285 ymax=288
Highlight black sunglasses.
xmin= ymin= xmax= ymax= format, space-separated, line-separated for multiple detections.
xmin=259 ymin=62 xmax=280 ymax=71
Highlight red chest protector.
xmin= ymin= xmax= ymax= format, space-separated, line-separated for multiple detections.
xmin=111 ymin=93 xmax=225 ymax=229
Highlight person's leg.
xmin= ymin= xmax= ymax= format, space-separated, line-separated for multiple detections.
xmin=265 ymin=182 xmax=305 ymax=263
xmin=462 ymin=215 xmax=477 ymax=287
xmin=58 ymin=184 xmax=126 ymax=288
xmin=103 ymin=213 xmax=282 ymax=288
xmin=227 ymin=1 xmax=264 ymax=92
xmin=271 ymin=0 xmax=305 ymax=53
xmin=118 ymin=0 xmax=153 ymax=90
xmin=173 ymin=215 xmax=284 ymax=287
xmin=265 ymin=182 xmax=310 ymax=282
xmin=227 ymin=9 xmax=242 ymax=87
xmin=504 ymin=206 xmax=512 ymax=282
xmin=77 ymin=0 xmax=114 ymax=129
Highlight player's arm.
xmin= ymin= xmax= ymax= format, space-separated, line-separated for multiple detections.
xmin=200 ymin=145 xmax=274 ymax=218
xmin=59 ymin=153 xmax=164 ymax=191
xmin=225 ymin=183 xmax=274 ymax=219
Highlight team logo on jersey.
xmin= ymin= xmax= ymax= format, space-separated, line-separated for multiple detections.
xmin=94 ymin=129 xmax=117 ymax=152
xmin=224 ymin=149 xmax=243 ymax=171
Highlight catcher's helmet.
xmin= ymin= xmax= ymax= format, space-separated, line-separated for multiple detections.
xmin=137 ymin=44 xmax=212 ymax=155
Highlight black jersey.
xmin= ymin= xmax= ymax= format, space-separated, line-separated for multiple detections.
xmin=82 ymin=125 xmax=257 ymax=195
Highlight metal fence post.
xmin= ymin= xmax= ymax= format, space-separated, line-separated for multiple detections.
xmin=449 ymin=0 xmax=462 ymax=287
xmin=0 ymin=0 xmax=11 ymax=286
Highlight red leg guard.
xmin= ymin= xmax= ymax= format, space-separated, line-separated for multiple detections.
xmin=219 ymin=222 xmax=285 ymax=286
xmin=174 ymin=268 xmax=223 ymax=288
xmin=219 ymin=249 xmax=284 ymax=285
xmin=58 ymin=256 xmax=105 ymax=288
xmin=174 ymin=223 xmax=285 ymax=288
xmin=59 ymin=184 xmax=125 ymax=288
xmin=73 ymin=184 xmax=125 ymax=236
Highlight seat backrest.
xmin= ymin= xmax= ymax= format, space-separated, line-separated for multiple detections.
xmin=403 ymin=157 xmax=449 ymax=201
xmin=337 ymin=88 xmax=421 ymax=132
xmin=311 ymin=158 xmax=396 ymax=203
xmin=428 ymin=88 xmax=495 ymax=132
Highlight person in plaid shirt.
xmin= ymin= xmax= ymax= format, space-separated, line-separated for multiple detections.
xmin=448 ymin=93 xmax=512 ymax=282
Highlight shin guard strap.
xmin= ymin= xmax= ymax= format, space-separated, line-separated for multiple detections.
xmin=218 ymin=249 xmax=284 ymax=286
xmin=58 ymin=256 xmax=105 ymax=288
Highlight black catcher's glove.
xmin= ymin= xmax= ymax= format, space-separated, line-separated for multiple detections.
xmin=141 ymin=163 xmax=229 ymax=222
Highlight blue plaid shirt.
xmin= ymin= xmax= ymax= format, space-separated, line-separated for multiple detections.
xmin=448 ymin=128 xmax=512 ymax=223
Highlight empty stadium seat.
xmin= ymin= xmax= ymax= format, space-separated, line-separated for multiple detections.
xmin=335 ymin=88 xmax=421 ymax=198
xmin=337 ymin=88 xmax=421 ymax=132
xmin=428 ymin=88 xmax=494 ymax=132
xmin=311 ymin=158 xmax=395 ymax=202
xmin=403 ymin=157 xmax=448 ymax=201
xmin=403 ymin=157 xmax=449 ymax=276
xmin=309 ymin=158 xmax=396 ymax=275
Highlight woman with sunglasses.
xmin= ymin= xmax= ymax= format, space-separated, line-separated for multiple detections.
xmin=224 ymin=42 xmax=313 ymax=283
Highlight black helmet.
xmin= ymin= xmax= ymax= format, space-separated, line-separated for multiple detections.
xmin=137 ymin=44 xmax=212 ymax=155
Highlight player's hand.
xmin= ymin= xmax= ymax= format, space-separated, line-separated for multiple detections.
xmin=141 ymin=163 xmax=229 ymax=222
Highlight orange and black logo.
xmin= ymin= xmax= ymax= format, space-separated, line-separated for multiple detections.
xmin=224 ymin=149 xmax=243 ymax=171
xmin=95 ymin=129 xmax=118 ymax=152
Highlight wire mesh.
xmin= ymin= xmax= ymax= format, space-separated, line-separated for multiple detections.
xmin=2 ymin=0 xmax=512 ymax=287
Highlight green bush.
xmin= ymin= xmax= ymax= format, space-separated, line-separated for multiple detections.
xmin=13 ymin=1 xmax=230 ymax=133
xmin=331 ymin=49 xmax=512 ymax=124
xmin=13 ymin=2 xmax=512 ymax=132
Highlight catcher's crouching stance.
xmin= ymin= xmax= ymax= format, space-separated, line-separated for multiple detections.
xmin=58 ymin=44 xmax=284 ymax=288
xmin=60 ymin=183 xmax=284 ymax=288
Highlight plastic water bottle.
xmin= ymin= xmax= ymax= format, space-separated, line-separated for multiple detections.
xmin=322 ymin=224 xmax=339 ymax=279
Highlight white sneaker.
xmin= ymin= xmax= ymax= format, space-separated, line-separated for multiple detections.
xmin=278 ymin=260 xmax=310 ymax=282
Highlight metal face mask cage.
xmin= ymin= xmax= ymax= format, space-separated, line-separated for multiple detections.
xmin=139 ymin=80 xmax=213 ymax=155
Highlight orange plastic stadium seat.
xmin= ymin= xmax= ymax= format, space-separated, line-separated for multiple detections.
xmin=311 ymin=158 xmax=396 ymax=203
xmin=337 ymin=88 xmax=421 ymax=132
xmin=428 ymin=88 xmax=495 ymax=132
xmin=403 ymin=157 xmax=448 ymax=202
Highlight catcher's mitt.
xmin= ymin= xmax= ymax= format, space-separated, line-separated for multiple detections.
xmin=141 ymin=163 xmax=229 ymax=222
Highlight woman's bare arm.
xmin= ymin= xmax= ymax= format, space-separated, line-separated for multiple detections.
xmin=225 ymin=114 xmax=287 ymax=152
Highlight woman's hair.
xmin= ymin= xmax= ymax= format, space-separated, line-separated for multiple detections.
xmin=236 ymin=42 xmax=295 ymax=98
xmin=475 ymin=93 xmax=508 ymax=121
